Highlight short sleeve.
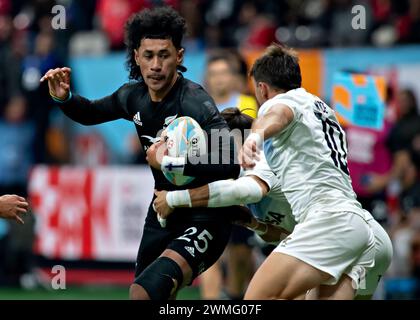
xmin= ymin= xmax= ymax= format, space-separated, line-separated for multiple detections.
xmin=258 ymin=92 xmax=301 ymax=135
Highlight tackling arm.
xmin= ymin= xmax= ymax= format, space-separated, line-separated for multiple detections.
xmin=167 ymin=176 xmax=268 ymax=208
xmin=240 ymin=103 xmax=294 ymax=168
xmin=153 ymin=177 xmax=289 ymax=243
xmin=250 ymin=103 xmax=294 ymax=142
xmin=153 ymin=175 xmax=269 ymax=222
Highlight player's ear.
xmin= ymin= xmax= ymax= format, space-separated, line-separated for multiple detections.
xmin=260 ymin=82 xmax=269 ymax=100
xmin=176 ymin=48 xmax=184 ymax=66
xmin=134 ymin=49 xmax=140 ymax=66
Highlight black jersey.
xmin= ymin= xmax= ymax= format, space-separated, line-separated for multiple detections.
xmin=56 ymin=74 xmax=240 ymax=222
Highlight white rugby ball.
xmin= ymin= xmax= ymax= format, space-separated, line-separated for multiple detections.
xmin=163 ymin=116 xmax=207 ymax=186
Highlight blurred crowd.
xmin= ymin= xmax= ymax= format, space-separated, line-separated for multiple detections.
xmin=0 ymin=0 xmax=420 ymax=298
xmin=344 ymin=86 xmax=420 ymax=298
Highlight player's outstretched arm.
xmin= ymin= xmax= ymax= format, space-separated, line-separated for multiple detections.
xmin=0 ymin=194 xmax=29 ymax=225
xmin=153 ymin=180 xmax=287 ymax=243
xmin=153 ymin=175 xmax=268 ymax=219
xmin=240 ymin=103 xmax=294 ymax=169
xmin=40 ymin=67 xmax=130 ymax=125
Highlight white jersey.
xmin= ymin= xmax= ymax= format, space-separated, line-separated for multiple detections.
xmin=258 ymin=88 xmax=370 ymax=223
xmin=241 ymin=153 xmax=296 ymax=234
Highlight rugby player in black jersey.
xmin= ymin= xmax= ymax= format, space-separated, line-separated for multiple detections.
xmin=40 ymin=6 xmax=240 ymax=300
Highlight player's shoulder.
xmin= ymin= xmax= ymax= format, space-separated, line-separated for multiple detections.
xmin=274 ymin=88 xmax=313 ymax=103
xmin=180 ymin=77 xmax=212 ymax=101
xmin=117 ymin=80 xmax=144 ymax=91
xmin=115 ymin=80 xmax=146 ymax=97
xmin=275 ymin=88 xmax=319 ymax=112
xmin=179 ymin=77 xmax=218 ymax=112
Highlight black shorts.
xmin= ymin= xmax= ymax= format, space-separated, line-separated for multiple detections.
xmin=134 ymin=204 xmax=232 ymax=284
xmin=229 ymin=224 xmax=255 ymax=247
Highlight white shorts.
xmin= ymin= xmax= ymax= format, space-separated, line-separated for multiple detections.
xmin=355 ymin=219 xmax=393 ymax=297
xmin=274 ymin=210 xmax=376 ymax=286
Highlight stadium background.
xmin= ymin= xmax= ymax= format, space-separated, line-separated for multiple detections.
xmin=0 ymin=0 xmax=420 ymax=299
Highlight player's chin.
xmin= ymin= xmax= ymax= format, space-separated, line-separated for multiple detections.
xmin=145 ymin=78 xmax=166 ymax=90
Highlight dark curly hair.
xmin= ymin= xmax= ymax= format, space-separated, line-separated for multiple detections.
xmin=221 ymin=108 xmax=254 ymax=142
xmin=124 ymin=6 xmax=187 ymax=80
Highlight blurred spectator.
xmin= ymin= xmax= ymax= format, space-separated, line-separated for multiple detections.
xmin=22 ymin=31 xmax=63 ymax=163
xmin=96 ymin=0 xmax=148 ymax=50
xmin=0 ymin=100 xmax=33 ymax=202
xmin=370 ymin=90 xmax=420 ymax=298
xmin=388 ymin=89 xmax=420 ymax=153
xmin=0 ymin=97 xmax=35 ymax=287
xmin=178 ymin=0 xmax=206 ymax=51
xmin=204 ymin=50 xmax=257 ymax=118
xmin=346 ymin=111 xmax=393 ymax=222
xmin=342 ymin=82 xmax=394 ymax=223
xmin=388 ymin=213 xmax=413 ymax=278
xmin=365 ymin=89 xmax=420 ymax=211
xmin=227 ymin=49 xmax=253 ymax=95
xmin=68 ymin=0 xmax=98 ymax=32
xmin=234 ymin=1 xmax=277 ymax=50
xmin=28 ymin=0 xmax=57 ymax=33
xmin=387 ymin=208 xmax=420 ymax=298
xmin=0 ymin=14 xmax=23 ymax=117
xmin=0 ymin=0 xmax=10 ymax=15
xmin=396 ymin=0 xmax=420 ymax=44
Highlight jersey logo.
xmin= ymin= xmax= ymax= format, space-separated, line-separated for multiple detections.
xmin=203 ymin=101 xmax=214 ymax=109
xmin=133 ymin=112 xmax=143 ymax=126
xmin=184 ymin=246 xmax=195 ymax=257
xmin=163 ymin=114 xmax=178 ymax=128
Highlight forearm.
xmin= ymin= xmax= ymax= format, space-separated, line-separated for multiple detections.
xmin=251 ymin=104 xmax=294 ymax=141
xmin=189 ymin=184 xmax=210 ymax=207
xmin=369 ymin=150 xmax=411 ymax=192
xmin=239 ymin=215 xmax=268 ymax=235
xmin=238 ymin=216 xmax=291 ymax=244
xmin=166 ymin=177 xmax=264 ymax=208
xmin=55 ymin=93 xmax=125 ymax=125
xmin=184 ymin=162 xmax=240 ymax=180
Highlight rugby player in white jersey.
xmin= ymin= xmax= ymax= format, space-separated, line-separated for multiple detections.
xmin=237 ymin=44 xmax=393 ymax=300
xmin=154 ymin=108 xmax=392 ymax=299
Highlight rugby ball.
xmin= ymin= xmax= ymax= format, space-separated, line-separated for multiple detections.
xmin=163 ymin=116 xmax=207 ymax=186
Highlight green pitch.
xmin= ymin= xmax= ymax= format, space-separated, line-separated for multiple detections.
xmin=0 ymin=286 xmax=201 ymax=300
